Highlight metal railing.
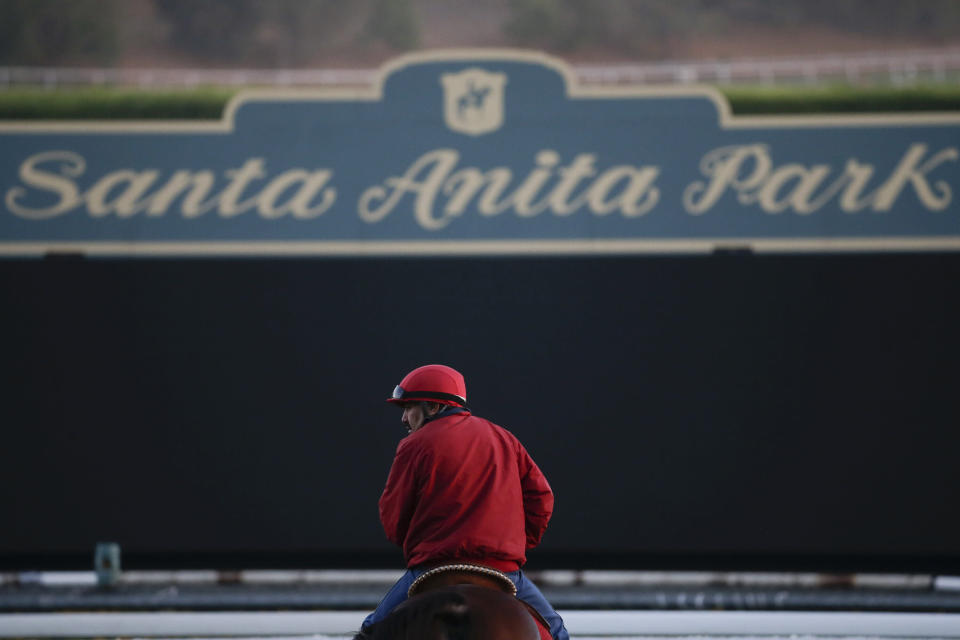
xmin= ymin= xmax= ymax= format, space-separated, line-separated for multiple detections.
xmin=2 ymin=47 xmax=960 ymax=89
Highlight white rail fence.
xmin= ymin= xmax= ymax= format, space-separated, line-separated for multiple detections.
xmin=2 ymin=47 xmax=960 ymax=89
xmin=2 ymin=610 xmax=960 ymax=639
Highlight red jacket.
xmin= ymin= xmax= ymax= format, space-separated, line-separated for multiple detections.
xmin=378 ymin=411 xmax=554 ymax=572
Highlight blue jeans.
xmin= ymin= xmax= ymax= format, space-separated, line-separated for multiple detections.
xmin=362 ymin=567 xmax=569 ymax=640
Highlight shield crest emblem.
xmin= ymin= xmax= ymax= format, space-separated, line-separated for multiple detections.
xmin=441 ymin=68 xmax=508 ymax=136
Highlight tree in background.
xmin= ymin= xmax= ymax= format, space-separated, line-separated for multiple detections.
xmin=153 ymin=0 xmax=267 ymax=64
xmin=0 ymin=0 xmax=120 ymax=65
xmin=364 ymin=0 xmax=420 ymax=50
xmin=503 ymin=0 xmax=960 ymax=56
xmin=152 ymin=0 xmax=417 ymax=64
xmin=257 ymin=1 xmax=367 ymax=66
xmin=3 ymin=0 xmax=959 ymax=68
xmin=503 ymin=0 xmax=714 ymax=56
xmin=794 ymin=0 xmax=960 ymax=39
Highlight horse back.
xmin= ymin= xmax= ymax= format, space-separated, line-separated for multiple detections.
xmin=446 ymin=584 xmax=542 ymax=640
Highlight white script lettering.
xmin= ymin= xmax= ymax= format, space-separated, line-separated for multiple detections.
xmin=4 ymin=152 xmax=336 ymax=220
xmin=683 ymin=143 xmax=957 ymax=215
xmin=358 ymin=149 xmax=660 ymax=229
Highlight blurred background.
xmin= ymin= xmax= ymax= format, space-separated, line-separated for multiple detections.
xmin=2 ymin=0 xmax=960 ymax=84
xmin=2 ymin=2 xmax=960 ymax=637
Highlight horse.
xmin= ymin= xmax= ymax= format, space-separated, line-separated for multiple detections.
xmin=354 ymin=564 xmax=552 ymax=640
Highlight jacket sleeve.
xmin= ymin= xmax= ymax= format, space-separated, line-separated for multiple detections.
xmin=378 ymin=439 xmax=421 ymax=547
xmin=518 ymin=444 xmax=554 ymax=549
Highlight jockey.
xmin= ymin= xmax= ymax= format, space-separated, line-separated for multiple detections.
xmin=361 ymin=364 xmax=569 ymax=640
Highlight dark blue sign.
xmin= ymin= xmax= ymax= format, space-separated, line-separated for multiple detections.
xmin=2 ymin=51 xmax=958 ymax=255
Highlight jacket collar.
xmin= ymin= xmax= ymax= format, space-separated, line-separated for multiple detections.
xmin=422 ymin=405 xmax=470 ymax=426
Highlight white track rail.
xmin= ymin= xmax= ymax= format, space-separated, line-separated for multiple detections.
xmin=2 ymin=47 xmax=960 ymax=88
xmin=1 ymin=610 xmax=960 ymax=638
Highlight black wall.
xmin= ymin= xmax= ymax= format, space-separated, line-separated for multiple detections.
xmin=2 ymin=252 xmax=959 ymax=572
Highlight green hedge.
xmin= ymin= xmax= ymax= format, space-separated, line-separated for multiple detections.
xmin=0 ymin=87 xmax=233 ymax=120
xmin=1 ymin=84 xmax=958 ymax=119
xmin=721 ymin=84 xmax=960 ymax=115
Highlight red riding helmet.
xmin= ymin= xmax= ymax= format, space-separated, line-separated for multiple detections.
xmin=387 ymin=364 xmax=468 ymax=408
